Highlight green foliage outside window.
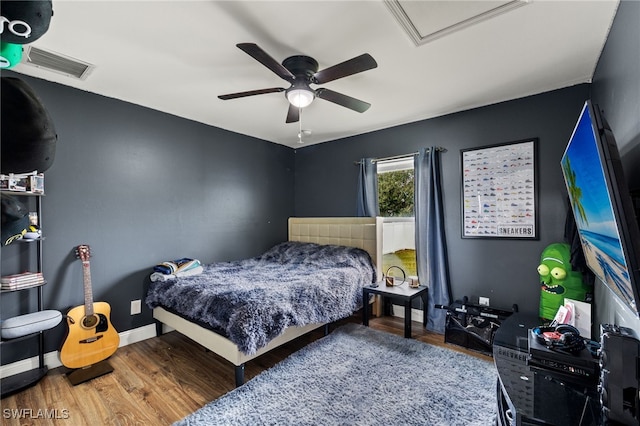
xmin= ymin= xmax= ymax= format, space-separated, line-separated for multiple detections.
xmin=378 ymin=169 xmax=414 ymax=217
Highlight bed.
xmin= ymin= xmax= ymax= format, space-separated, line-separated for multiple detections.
xmin=147 ymin=217 xmax=382 ymax=386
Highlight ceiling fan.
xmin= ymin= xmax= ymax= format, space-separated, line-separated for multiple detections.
xmin=218 ymin=43 xmax=378 ymax=123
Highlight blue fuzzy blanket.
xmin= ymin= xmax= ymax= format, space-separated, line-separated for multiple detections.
xmin=146 ymin=242 xmax=376 ymax=355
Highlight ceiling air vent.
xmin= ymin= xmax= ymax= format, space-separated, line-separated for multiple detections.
xmin=23 ymin=46 xmax=94 ymax=80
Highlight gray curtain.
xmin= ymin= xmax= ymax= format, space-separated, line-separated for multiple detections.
xmin=415 ymin=147 xmax=451 ymax=333
xmin=356 ymin=158 xmax=378 ymax=217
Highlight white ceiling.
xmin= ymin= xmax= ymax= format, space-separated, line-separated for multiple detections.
xmin=11 ymin=0 xmax=619 ymax=148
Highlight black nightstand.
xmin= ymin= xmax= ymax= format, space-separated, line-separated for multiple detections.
xmin=362 ymin=283 xmax=428 ymax=338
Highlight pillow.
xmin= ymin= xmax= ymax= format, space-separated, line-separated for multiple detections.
xmin=1 ymin=310 xmax=61 ymax=339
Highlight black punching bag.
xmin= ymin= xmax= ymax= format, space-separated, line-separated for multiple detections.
xmin=0 ymin=0 xmax=54 ymax=44
xmin=1 ymin=77 xmax=57 ymax=173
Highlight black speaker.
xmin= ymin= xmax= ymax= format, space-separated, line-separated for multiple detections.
xmin=599 ymin=324 xmax=640 ymax=425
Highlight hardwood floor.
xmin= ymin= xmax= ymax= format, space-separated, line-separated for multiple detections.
xmin=1 ymin=314 xmax=492 ymax=425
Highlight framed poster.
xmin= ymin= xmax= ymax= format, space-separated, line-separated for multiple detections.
xmin=461 ymin=139 xmax=538 ymax=239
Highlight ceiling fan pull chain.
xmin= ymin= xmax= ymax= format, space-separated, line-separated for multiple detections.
xmin=298 ymin=107 xmax=303 ymax=144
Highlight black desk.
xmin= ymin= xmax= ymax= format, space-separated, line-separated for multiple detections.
xmin=493 ymin=313 xmax=601 ymax=425
xmin=362 ymin=283 xmax=428 ymax=338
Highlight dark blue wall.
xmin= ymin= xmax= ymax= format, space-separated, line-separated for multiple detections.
xmin=294 ymin=85 xmax=591 ymax=315
xmin=1 ymin=74 xmax=295 ymax=363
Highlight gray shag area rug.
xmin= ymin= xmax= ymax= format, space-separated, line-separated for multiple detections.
xmin=175 ymin=323 xmax=496 ymax=426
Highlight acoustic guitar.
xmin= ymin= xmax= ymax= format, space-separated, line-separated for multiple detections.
xmin=59 ymin=245 xmax=119 ymax=369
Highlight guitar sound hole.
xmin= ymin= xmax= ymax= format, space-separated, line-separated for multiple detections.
xmin=82 ymin=315 xmax=99 ymax=329
xmin=80 ymin=314 xmax=110 ymax=332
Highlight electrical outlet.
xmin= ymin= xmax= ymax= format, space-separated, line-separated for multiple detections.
xmin=130 ymin=299 xmax=141 ymax=315
xmin=479 ymin=297 xmax=490 ymax=306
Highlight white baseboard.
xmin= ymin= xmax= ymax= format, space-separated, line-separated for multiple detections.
xmin=0 ymin=324 xmax=157 ymax=379
xmin=118 ymin=323 xmax=157 ymax=347
xmin=2 ymin=309 xmax=425 ymax=380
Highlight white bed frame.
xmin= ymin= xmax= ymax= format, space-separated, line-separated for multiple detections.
xmin=153 ymin=217 xmax=382 ymax=386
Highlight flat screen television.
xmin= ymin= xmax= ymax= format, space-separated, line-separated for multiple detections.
xmin=561 ymin=100 xmax=640 ymax=317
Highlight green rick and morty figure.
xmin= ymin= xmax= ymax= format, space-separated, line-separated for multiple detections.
xmin=538 ymin=243 xmax=591 ymax=320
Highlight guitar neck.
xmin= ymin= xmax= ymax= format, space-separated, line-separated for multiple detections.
xmin=82 ymin=260 xmax=95 ymax=317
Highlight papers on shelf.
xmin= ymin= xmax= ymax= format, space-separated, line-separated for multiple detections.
xmin=552 ymin=298 xmax=592 ymax=339
xmin=1 ymin=272 xmax=45 ymax=290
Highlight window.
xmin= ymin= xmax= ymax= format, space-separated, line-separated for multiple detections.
xmin=377 ymin=157 xmax=414 ymax=217
xmin=377 ymin=157 xmax=417 ymax=277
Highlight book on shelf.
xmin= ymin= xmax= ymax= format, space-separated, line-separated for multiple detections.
xmin=1 ymin=281 xmax=45 ymax=291
xmin=1 ymin=272 xmax=45 ymax=289
xmin=2 ymin=271 xmax=44 ymax=283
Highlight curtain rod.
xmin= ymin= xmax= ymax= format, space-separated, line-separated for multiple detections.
xmin=353 ymin=147 xmax=446 ymax=165
xmin=372 ymin=152 xmax=418 ymax=163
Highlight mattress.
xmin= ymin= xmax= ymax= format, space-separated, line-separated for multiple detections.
xmin=146 ymin=241 xmax=376 ymax=354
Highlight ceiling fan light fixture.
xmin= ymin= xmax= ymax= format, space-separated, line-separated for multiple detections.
xmin=219 ymin=43 xmax=376 ymax=123
xmin=286 ymin=87 xmax=314 ymax=108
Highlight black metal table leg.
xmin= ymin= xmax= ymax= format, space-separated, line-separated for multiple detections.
xmin=404 ymin=300 xmax=411 ymax=338
xmin=363 ymin=289 xmax=370 ymax=326
xmin=421 ymin=291 xmax=428 ymax=328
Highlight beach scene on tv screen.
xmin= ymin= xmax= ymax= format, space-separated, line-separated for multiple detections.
xmin=562 ymin=106 xmax=635 ymax=314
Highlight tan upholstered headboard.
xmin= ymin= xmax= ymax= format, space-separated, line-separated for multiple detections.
xmin=288 ymin=217 xmax=382 ymax=279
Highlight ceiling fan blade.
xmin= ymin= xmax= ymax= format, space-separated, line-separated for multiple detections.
xmin=315 ymin=88 xmax=371 ymax=113
xmin=237 ymin=43 xmax=295 ymax=82
xmin=286 ymin=104 xmax=300 ymax=123
xmin=218 ymin=87 xmax=285 ymax=100
xmin=313 ymin=53 xmax=377 ymax=84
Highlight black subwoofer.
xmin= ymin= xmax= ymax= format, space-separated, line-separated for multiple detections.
xmin=599 ymin=324 xmax=640 ymax=425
